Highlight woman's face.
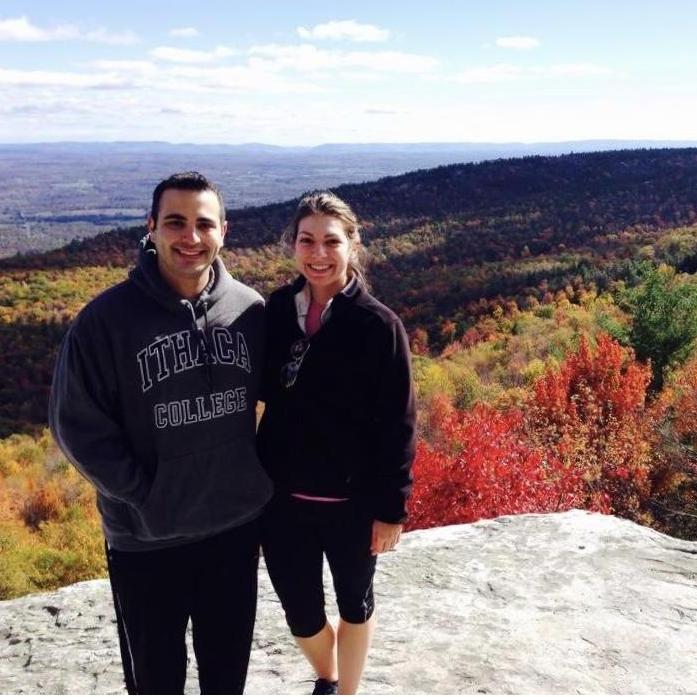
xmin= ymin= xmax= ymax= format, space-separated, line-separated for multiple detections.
xmin=294 ymin=213 xmax=352 ymax=301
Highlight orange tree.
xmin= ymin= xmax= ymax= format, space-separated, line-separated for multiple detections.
xmin=648 ymin=355 xmax=697 ymax=536
xmin=526 ymin=333 xmax=655 ymax=520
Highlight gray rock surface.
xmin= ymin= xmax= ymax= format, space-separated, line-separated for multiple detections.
xmin=2 ymin=510 xmax=697 ymax=694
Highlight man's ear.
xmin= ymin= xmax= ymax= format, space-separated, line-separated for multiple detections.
xmin=222 ymin=220 xmax=229 ymax=238
xmin=147 ymin=216 xmax=156 ymax=235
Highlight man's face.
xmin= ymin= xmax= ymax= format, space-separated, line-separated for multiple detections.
xmin=147 ymin=188 xmax=227 ymax=298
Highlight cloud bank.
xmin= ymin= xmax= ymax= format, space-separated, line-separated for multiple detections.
xmin=496 ymin=36 xmax=541 ymax=50
xmin=297 ymin=20 xmax=389 ymax=42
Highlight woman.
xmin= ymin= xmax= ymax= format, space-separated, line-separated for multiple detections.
xmin=257 ymin=191 xmax=416 ymax=695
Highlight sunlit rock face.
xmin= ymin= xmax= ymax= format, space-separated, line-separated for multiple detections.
xmin=2 ymin=510 xmax=697 ymax=694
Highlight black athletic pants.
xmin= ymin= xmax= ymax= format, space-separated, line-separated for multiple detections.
xmin=261 ymin=495 xmax=376 ymax=638
xmin=106 ymin=520 xmax=260 ymax=695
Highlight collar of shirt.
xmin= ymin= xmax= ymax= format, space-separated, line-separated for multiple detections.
xmin=294 ymin=277 xmax=357 ymax=334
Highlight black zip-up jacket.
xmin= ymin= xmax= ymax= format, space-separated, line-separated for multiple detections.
xmin=49 ymin=242 xmax=273 ymax=551
xmin=257 ymin=277 xmax=415 ymax=524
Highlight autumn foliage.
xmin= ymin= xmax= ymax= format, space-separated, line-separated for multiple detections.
xmin=665 ymin=356 xmax=697 ymax=459
xmin=3 ymin=150 xmax=697 ymax=599
xmin=528 ymin=334 xmax=654 ymax=518
xmin=407 ymin=398 xmax=585 ymax=531
xmin=409 ymin=334 xmax=658 ymax=531
xmin=0 ymin=431 xmax=105 ymax=599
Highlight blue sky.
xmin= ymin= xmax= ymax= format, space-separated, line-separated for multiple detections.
xmin=1 ymin=0 xmax=696 ymax=145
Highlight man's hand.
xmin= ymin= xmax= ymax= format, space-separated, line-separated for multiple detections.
xmin=371 ymin=520 xmax=403 ymax=556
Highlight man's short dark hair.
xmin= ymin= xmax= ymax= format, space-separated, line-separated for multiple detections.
xmin=150 ymin=171 xmax=226 ymax=224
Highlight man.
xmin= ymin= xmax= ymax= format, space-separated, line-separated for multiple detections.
xmin=49 ymin=172 xmax=272 ymax=694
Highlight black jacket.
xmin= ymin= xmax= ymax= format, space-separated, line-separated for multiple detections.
xmin=257 ymin=277 xmax=415 ymax=523
xmin=49 ymin=242 xmax=273 ymax=551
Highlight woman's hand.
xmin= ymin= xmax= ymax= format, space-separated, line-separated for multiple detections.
xmin=371 ymin=520 xmax=403 ymax=556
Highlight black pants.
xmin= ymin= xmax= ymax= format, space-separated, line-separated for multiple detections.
xmin=106 ymin=520 xmax=260 ymax=695
xmin=262 ymin=495 xmax=376 ymax=638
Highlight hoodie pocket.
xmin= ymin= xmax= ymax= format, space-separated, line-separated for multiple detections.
xmin=134 ymin=437 xmax=272 ymax=541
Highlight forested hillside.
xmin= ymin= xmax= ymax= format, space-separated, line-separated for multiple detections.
xmin=3 ymin=148 xmax=697 ymax=435
xmin=1 ymin=148 xmax=697 ymax=598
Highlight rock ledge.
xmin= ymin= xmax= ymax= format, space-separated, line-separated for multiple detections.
xmin=2 ymin=510 xmax=697 ymax=694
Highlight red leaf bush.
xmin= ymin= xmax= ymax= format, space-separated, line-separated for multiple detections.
xmin=407 ymin=401 xmax=585 ymax=531
xmin=408 ymin=333 xmax=657 ymax=531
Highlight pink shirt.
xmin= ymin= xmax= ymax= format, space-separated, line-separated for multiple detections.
xmin=305 ymin=299 xmax=324 ymax=337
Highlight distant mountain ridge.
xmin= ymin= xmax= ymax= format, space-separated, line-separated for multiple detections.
xmin=6 ymin=146 xmax=696 ymax=268
xmin=3 ymin=139 xmax=697 ymax=155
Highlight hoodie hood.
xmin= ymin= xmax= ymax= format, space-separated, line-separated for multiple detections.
xmin=129 ymin=236 xmax=232 ymax=314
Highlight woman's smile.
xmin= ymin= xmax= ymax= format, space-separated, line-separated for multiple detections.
xmin=294 ymin=213 xmax=352 ymax=303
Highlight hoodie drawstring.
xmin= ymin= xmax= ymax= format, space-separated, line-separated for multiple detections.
xmin=181 ymin=299 xmax=214 ymax=389
xmin=201 ymin=301 xmax=213 ymax=388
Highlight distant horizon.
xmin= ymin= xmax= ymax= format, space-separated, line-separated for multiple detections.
xmin=3 ymin=138 xmax=697 ymax=149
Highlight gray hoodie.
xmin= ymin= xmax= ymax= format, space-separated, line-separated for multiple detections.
xmin=49 ymin=242 xmax=273 ymax=551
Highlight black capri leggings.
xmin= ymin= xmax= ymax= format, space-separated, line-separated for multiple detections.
xmin=261 ymin=494 xmax=377 ymax=638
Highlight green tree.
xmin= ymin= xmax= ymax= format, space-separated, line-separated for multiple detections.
xmin=627 ymin=264 xmax=697 ymax=390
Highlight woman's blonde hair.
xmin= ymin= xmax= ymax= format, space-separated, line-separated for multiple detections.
xmin=282 ymin=190 xmax=368 ymax=287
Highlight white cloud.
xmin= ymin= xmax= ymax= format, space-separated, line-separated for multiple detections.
xmin=4 ymin=83 xmax=697 ymax=146
xmin=361 ymin=51 xmax=438 ymax=73
xmin=169 ymin=27 xmax=200 ymax=38
xmin=0 ymin=58 xmax=323 ymax=96
xmin=452 ymin=64 xmax=526 ymax=83
xmin=496 ymin=36 xmax=540 ymax=50
xmin=90 ymin=60 xmax=157 ymax=73
xmin=0 ymin=16 xmax=138 ymax=44
xmin=150 ymin=45 xmax=236 ymax=64
xmin=364 ymin=107 xmax=400 ymax=115
xmin=4 ymin=98 xmax=97 ymax=116
xmin=0 ymin=67 xmax=133 ymax=88
xmin=297 ymin=19 xmax=389 ymax=42
xmin=249 ymin=44 xmax=437 ymax=74
xmin=336 ymin=70 xmax=384 ymax=83
xmin=0 ymin=16 xmax=77 ymax=41
xmin=451 ymin=62 xmax=613 ymax=83
xmin=83 ymin=28 xmax=139 ymax=45
xmin=164 ymin=64 xmax=324 ymax=94
xmin=545 ymin=63 xmax=614 ymax=77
